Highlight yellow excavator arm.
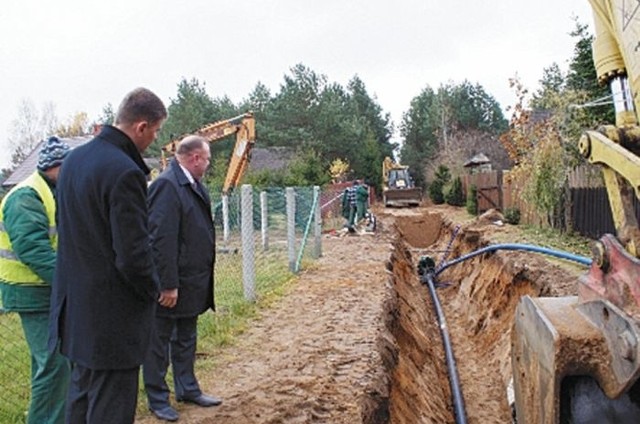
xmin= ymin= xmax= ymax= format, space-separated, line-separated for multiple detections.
xmin=162 ymin=112 xmax=256 ymax=195
xmin=589 ymin=0 xmax=640 ymax=125
xmin=580 ymin=0 xmax=640 ymax=256
xmin=512 ymin=3 xmax=640 ymax=422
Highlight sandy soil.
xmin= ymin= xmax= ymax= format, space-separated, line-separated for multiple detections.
xmin=135 ymin=204 xmax=585 ymax=424
xmin=136 ymin=214 xmax=396 ymax=424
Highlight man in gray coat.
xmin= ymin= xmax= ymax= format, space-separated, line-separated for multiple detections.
xmin=143 ymin=135 xmax=220 ymax=422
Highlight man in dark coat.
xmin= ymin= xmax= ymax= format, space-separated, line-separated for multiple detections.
xmin=49 ymin=87 xmax=166 ymax=423
xmin=143 ymin=135 xmax=219 ymax=422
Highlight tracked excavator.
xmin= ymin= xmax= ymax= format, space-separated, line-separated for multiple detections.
xmin=511 ymin=1 xmax=640 ymax=422
xmin=161 ymin=112 xmax=256 ymax=194
xmin=382 ymin=156 xmax=422 ymax=207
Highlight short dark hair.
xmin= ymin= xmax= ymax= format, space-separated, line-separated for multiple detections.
xmin=114 ymin=87 xmax=167 ymax=126
xmin=176 ymin=135 xmax=208 ymax=156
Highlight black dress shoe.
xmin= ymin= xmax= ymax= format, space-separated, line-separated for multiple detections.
xmin=177 ymin=393 xmax=222 ymax=407
xmin=149 ymin=406 xmax=179 ymax=422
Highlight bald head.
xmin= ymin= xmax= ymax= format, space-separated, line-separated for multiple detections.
xmin=176 ymin=135 xmax=211 ymax=180
xmin=176 ymin=135 xmax=208 ymax=156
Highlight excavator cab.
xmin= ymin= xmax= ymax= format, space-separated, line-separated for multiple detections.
xmin=511 ymin=2 xmax=640 ymax=422
xmin=388 ymin=168 xmax=412 ymax=189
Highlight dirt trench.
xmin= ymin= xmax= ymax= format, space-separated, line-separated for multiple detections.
xmin=136 ymin=206 xmax=583 ymax=424
xmin=380 ymin=207 xmax=582 ymax=423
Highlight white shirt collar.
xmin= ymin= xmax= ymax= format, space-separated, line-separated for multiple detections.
xmin=179 ymin=163 xmax=196 ymax=185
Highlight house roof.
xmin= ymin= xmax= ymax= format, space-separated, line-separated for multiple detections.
xmin=247 ymin=147 xmax=295 ymax=172
xmin=463 ymin=153 xmax=491 ymax=168
xmin=3 ymin=136 xmax=93 ymax=187
xmin=4 ymin=139 xmax=295 ymax=188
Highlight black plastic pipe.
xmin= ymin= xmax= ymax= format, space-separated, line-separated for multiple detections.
xmin=421 ymin=243 xmax=590 ymax=423
xmin=424 ymin=271 xmax=468 ymax=424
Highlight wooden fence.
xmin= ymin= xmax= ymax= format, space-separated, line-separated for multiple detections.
xmin=462 ymin=170 xmax=547 ymax=226
xmin=461 ymin=166 xmax=638 ymax=239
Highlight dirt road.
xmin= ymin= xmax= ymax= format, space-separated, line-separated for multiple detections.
xmin=137 ymin=211 xmax=396 ymax=423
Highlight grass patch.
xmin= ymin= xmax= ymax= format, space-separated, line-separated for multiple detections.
xmin=488 ymin=223 xmax=591 ymax=257
xmin=518 ymin=225 xmax=592 ymax=257
xmin=0 ymin=312 xmax=30 ymax=424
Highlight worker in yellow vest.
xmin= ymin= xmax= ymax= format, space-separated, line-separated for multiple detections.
xmin=0 ymin=136 xmax=71 ymax=424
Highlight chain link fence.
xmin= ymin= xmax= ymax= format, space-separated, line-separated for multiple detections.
xmin=319 ymin=183 xmax=349 ymax=232
xmin=0 ymin=184 xmax=323 ymax=423
xmin=209 ymin=184 xmax=322 ymax=304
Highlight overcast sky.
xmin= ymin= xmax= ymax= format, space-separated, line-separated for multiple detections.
xmin=0 ymin=0 xmax=593 ymax=169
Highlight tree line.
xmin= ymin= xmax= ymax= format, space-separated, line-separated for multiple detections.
xmin=4 ymin=19 xmax=608 ymax=203
xmin=148 ymin=64 xmax=396 ymax=193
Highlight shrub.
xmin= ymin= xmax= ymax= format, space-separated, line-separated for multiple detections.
xmin=445 ymin=177 xmax=465 ymax=206
xmin=434 ymin=165 xmax=451 ymax=185
xmin=466 ymin=185 xmax=478 ymax=215
xmin=504 ymin=207 xmax=521 ymax=225
xmin=429 ymin=165 xmax=451 ymax=205
xmin=429 ymin=181 xmax=445 ymax=204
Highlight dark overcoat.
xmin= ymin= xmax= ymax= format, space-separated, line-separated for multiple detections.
xmin=49 ymin=126 xmax=160 ymax=370
xmin=148 ymin=159 xmax=215 ymax=318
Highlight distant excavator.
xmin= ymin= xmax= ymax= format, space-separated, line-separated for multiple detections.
xmin=161 ymin=112 xmax=256 ymax=195
xmin=381 ymin=156 xmax=422 ymax=207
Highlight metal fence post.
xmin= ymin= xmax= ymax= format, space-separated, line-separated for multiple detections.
xmin=241 ymin=185 xmax=256 ymax=301
xmin=260 ymin=191 xmax=269 ymax=251
xmin=286 ymin=187 xmax=296 ymax=273
xmin=222 ymin=194 xmax=230 ymax=244
xmin=313 ymin=186 xmax=322 ymax=258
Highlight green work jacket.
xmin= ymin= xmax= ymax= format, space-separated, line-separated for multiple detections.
xmin=0 ymin=171 xmax=57 ymax=312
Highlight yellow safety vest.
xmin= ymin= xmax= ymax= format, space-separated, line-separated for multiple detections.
xmin=0 ymin=171 xmax=57 ymax=284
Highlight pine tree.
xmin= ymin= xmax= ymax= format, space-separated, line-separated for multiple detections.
xmin=445 ymin=177 xmax=465 ymax=206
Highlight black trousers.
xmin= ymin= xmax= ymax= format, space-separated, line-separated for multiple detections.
xmin=143 ymin=315 xmax=201 ymax=410
xmin=65 ymin=363 xmax=139 ymax=424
